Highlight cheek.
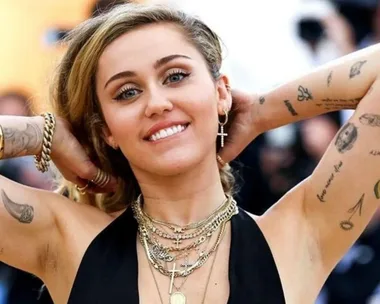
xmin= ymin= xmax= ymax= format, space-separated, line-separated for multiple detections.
xmin=102 ymin=104 xmax=138 ymax=142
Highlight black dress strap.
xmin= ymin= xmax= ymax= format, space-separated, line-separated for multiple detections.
xmin=67 ymin=208 xmax=139 ymax=304
xmin=228 ymin=208 xmax=286 ymax=304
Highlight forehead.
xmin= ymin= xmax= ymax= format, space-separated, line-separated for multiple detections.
xmin=98 ymin=23 xmax=202 ymax=76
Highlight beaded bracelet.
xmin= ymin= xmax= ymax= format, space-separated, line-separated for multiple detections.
xmin=34 ymin=112 xmax=56 ymax=173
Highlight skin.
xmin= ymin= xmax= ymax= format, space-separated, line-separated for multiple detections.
xmin=1 ymin=21 xmax=380 ymax=304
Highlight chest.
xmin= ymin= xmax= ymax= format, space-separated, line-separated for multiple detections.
xmin=137 ymin=230 xmax=231 ymax=304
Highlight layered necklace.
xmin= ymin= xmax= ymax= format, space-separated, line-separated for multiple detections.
xmin=132 ymin=194 xmax=239 ymax=304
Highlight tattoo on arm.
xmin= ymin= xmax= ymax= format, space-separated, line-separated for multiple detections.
xmin=335 ymin=123 xmax=358 ymax=153
xmin=316 ymin=98 xmax=361 ymax=111
xmin=1 ymin=190 xmax=34 ymax=224
xmin=359 ymin=114 xmax=380 ymax=127
xmin=327 ymin=71 xmax=333 ymax=87
xmin=284 ymin=100 xmax=298 ymax=116
xmin=0 ymin=248 xmax=3 ymax=255
xmin=340 ymin=194 xmax=364 ymax=231
xmin=297 ymin=86 xmax=313 ymax=101
xmin=3 ymin=123 xmax=42 ymax=158
xmin=259 ymin=96 xmax=265 ymax=105
xmin=370 ymin=150 xmax=380 ymax=156
xmin=349 ymin=60 xmax=367 ymax=79
xmin=374 ymin=180 xmax=380 ymax=199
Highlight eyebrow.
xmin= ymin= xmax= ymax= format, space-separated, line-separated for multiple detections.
xmin=104 ymin=54 xmax=192 ymax=89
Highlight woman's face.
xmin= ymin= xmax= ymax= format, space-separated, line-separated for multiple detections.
xmin=96 ymin=23 xmax=229 ymax=177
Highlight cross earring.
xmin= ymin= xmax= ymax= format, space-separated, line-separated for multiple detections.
xmin=218 ymin=109 xmax=229 ymax=147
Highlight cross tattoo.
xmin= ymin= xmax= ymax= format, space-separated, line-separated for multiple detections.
xmin=169 ymin=263 xmax=181 ymax=294
xmin=217 ymin=125 xmax=228 ymax=148
xmin=173 ymin=235 xmax=182 ymax=249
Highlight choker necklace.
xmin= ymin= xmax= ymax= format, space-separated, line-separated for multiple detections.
xmin=132 ymin=194 xmax=238 ymax=304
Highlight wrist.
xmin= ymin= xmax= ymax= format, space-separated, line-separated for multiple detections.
xmin=31 ymin=116 xmax=45 ymax=156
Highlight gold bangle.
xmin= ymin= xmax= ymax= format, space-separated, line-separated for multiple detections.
xmin=0 ymin=125 xmax=4 ymax=160
xmin=34 ymin=112 xmax=56 ymax=173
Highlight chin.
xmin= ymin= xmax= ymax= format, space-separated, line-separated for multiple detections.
xmin=134 ymin=148 xmax=209 ymax=177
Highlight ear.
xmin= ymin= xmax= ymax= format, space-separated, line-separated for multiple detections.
xmin=102 ymin=126 xmax=119 ymax=150
xmin=216 ymin=74 xmax=232 ymax=115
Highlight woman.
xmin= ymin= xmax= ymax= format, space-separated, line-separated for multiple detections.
xmin=0 ymin=3 xmax=379 ymax=304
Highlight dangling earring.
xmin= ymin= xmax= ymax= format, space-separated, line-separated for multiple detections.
xmin=218 ymin=109 xmax=229 ymax=147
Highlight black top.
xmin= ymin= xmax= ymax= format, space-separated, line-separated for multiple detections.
xmin=67 ymin=207 xmax=285 ymax=304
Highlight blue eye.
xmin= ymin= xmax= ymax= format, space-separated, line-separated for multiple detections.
xmin=114 ymin=87 xmax=141 ymax=101
xmin=164 ymin=71 xmax=190 ymax=85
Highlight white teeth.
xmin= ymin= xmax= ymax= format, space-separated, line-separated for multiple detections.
xmin=159 ymin=129 xmax=168 ymax=138
xmin=149 ymin=124 xmax=187 ymax=141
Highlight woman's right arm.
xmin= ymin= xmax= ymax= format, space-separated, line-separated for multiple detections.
xmin=0 ymin=115 xmax=64 ymax=277
xmin=0 ymin=115 xmax=115 ymax=278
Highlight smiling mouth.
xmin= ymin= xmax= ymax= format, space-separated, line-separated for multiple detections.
xmin=147 ymin=123 xmax=189 ymax=142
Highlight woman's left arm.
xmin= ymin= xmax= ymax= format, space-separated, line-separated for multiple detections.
xmin=253 ymin=43 xmax=380 ymax=271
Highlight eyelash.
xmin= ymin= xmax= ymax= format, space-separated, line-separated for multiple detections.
xmin=113 ymin=70 xmax=190 ymax=101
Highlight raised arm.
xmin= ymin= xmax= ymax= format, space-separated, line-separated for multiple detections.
xmin=0 ymin=116 xmax=59 ymax=276
xmin=253 ymin=44 xmax=380 ymax=276
xmin=0 ymin=115 xmax=112 ymax=278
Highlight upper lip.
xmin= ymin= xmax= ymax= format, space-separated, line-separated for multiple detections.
xmin=144 ymin=120 xmax=189 ymax=139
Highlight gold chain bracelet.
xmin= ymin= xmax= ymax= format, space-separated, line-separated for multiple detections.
xmin=34 ymin=112 xmax=56 ymax=173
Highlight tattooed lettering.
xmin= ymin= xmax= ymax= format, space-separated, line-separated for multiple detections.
xmin=327 ymin=71 xmax=333 ymax=87
xmin=317 ymin=161 xmax=343 ymax=202
xmin=340 ymin=194 xmax=364 ymax=231
xmin=3 ymin=123 xmax=42 ymax=158
xmin=259 ymin=96 xmax=265 ymax=105
xmin=0 ymin=248 xmax=3 ymax=255
xmin=349 ymin=60 xmax=367 ymax=79
xmin=374 ymin=180 xmax=380 ymax=199
xmin=370 ymin=150 xmax=380 ymax=156
xmin=335 ymin=123 xmax=358 ymax=154
xmin=284 ymin=100 xmax=298 ymax=116
xmin=297 ymin=86 xmax=313 ymax=101
xmin=1 ymin=190 xmax=34 ymax=223
xmin=359 ymin=113 xmax=380 ymax=127
xmin=316 ymin=97 xmax=361 ymax=111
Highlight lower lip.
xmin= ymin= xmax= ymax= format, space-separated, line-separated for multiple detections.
xmin=147 ymin=124 xmax=189 ymax=143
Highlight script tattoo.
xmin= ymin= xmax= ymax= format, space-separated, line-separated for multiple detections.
xmin=284 ymin=100 xmax=298 ymax=116
xmin=0 ymin=248 xmax=3 ymax=255
xmin=340 ymin=194 xmax=364 ymax=231
xmin=1 ymin=190 xmax=34 ymax=224
xmin=317 ymin=161 xmax=343 ymax=202
xmin=316 ymin=97 xmax=361 ymax=111
xmin=327 ymin=71 xmax=333 ymax=87
xmin=349 ymin=60 xmax=367 ymax=79
xmin=359 ymin=113 xmax=380 ymax=127
xmin=3 ymin=123 xmax=42 ymax=158
xmin=259 ymin=96 xmax=265 ymax=105
xmin=297 ymin=85 xmax=313 ymax=101
xmin=335 ymin=123 xmax=358 ymax=154
xmin=370 ymin=150 xmax=380 ymax=156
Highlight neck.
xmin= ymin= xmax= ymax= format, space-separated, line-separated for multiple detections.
xmin=133 ymin=155 xmax=226 ymax=226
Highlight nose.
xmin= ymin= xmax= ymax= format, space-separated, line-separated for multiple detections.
xmin=144 ymin=88 xmax=174 ymax=118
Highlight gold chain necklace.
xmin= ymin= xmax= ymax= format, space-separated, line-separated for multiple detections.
xmin=148 ymin=222 xmax=226 ymax=304
xmin=133 ymin=195 xmax=238 ymax=304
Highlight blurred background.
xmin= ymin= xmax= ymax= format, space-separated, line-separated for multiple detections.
xmin=0 ymin=0 xmax=379 ymax=303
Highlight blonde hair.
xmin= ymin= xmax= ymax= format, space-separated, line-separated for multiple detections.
xmin=51 ymin=3 xmax=235 ymax=213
